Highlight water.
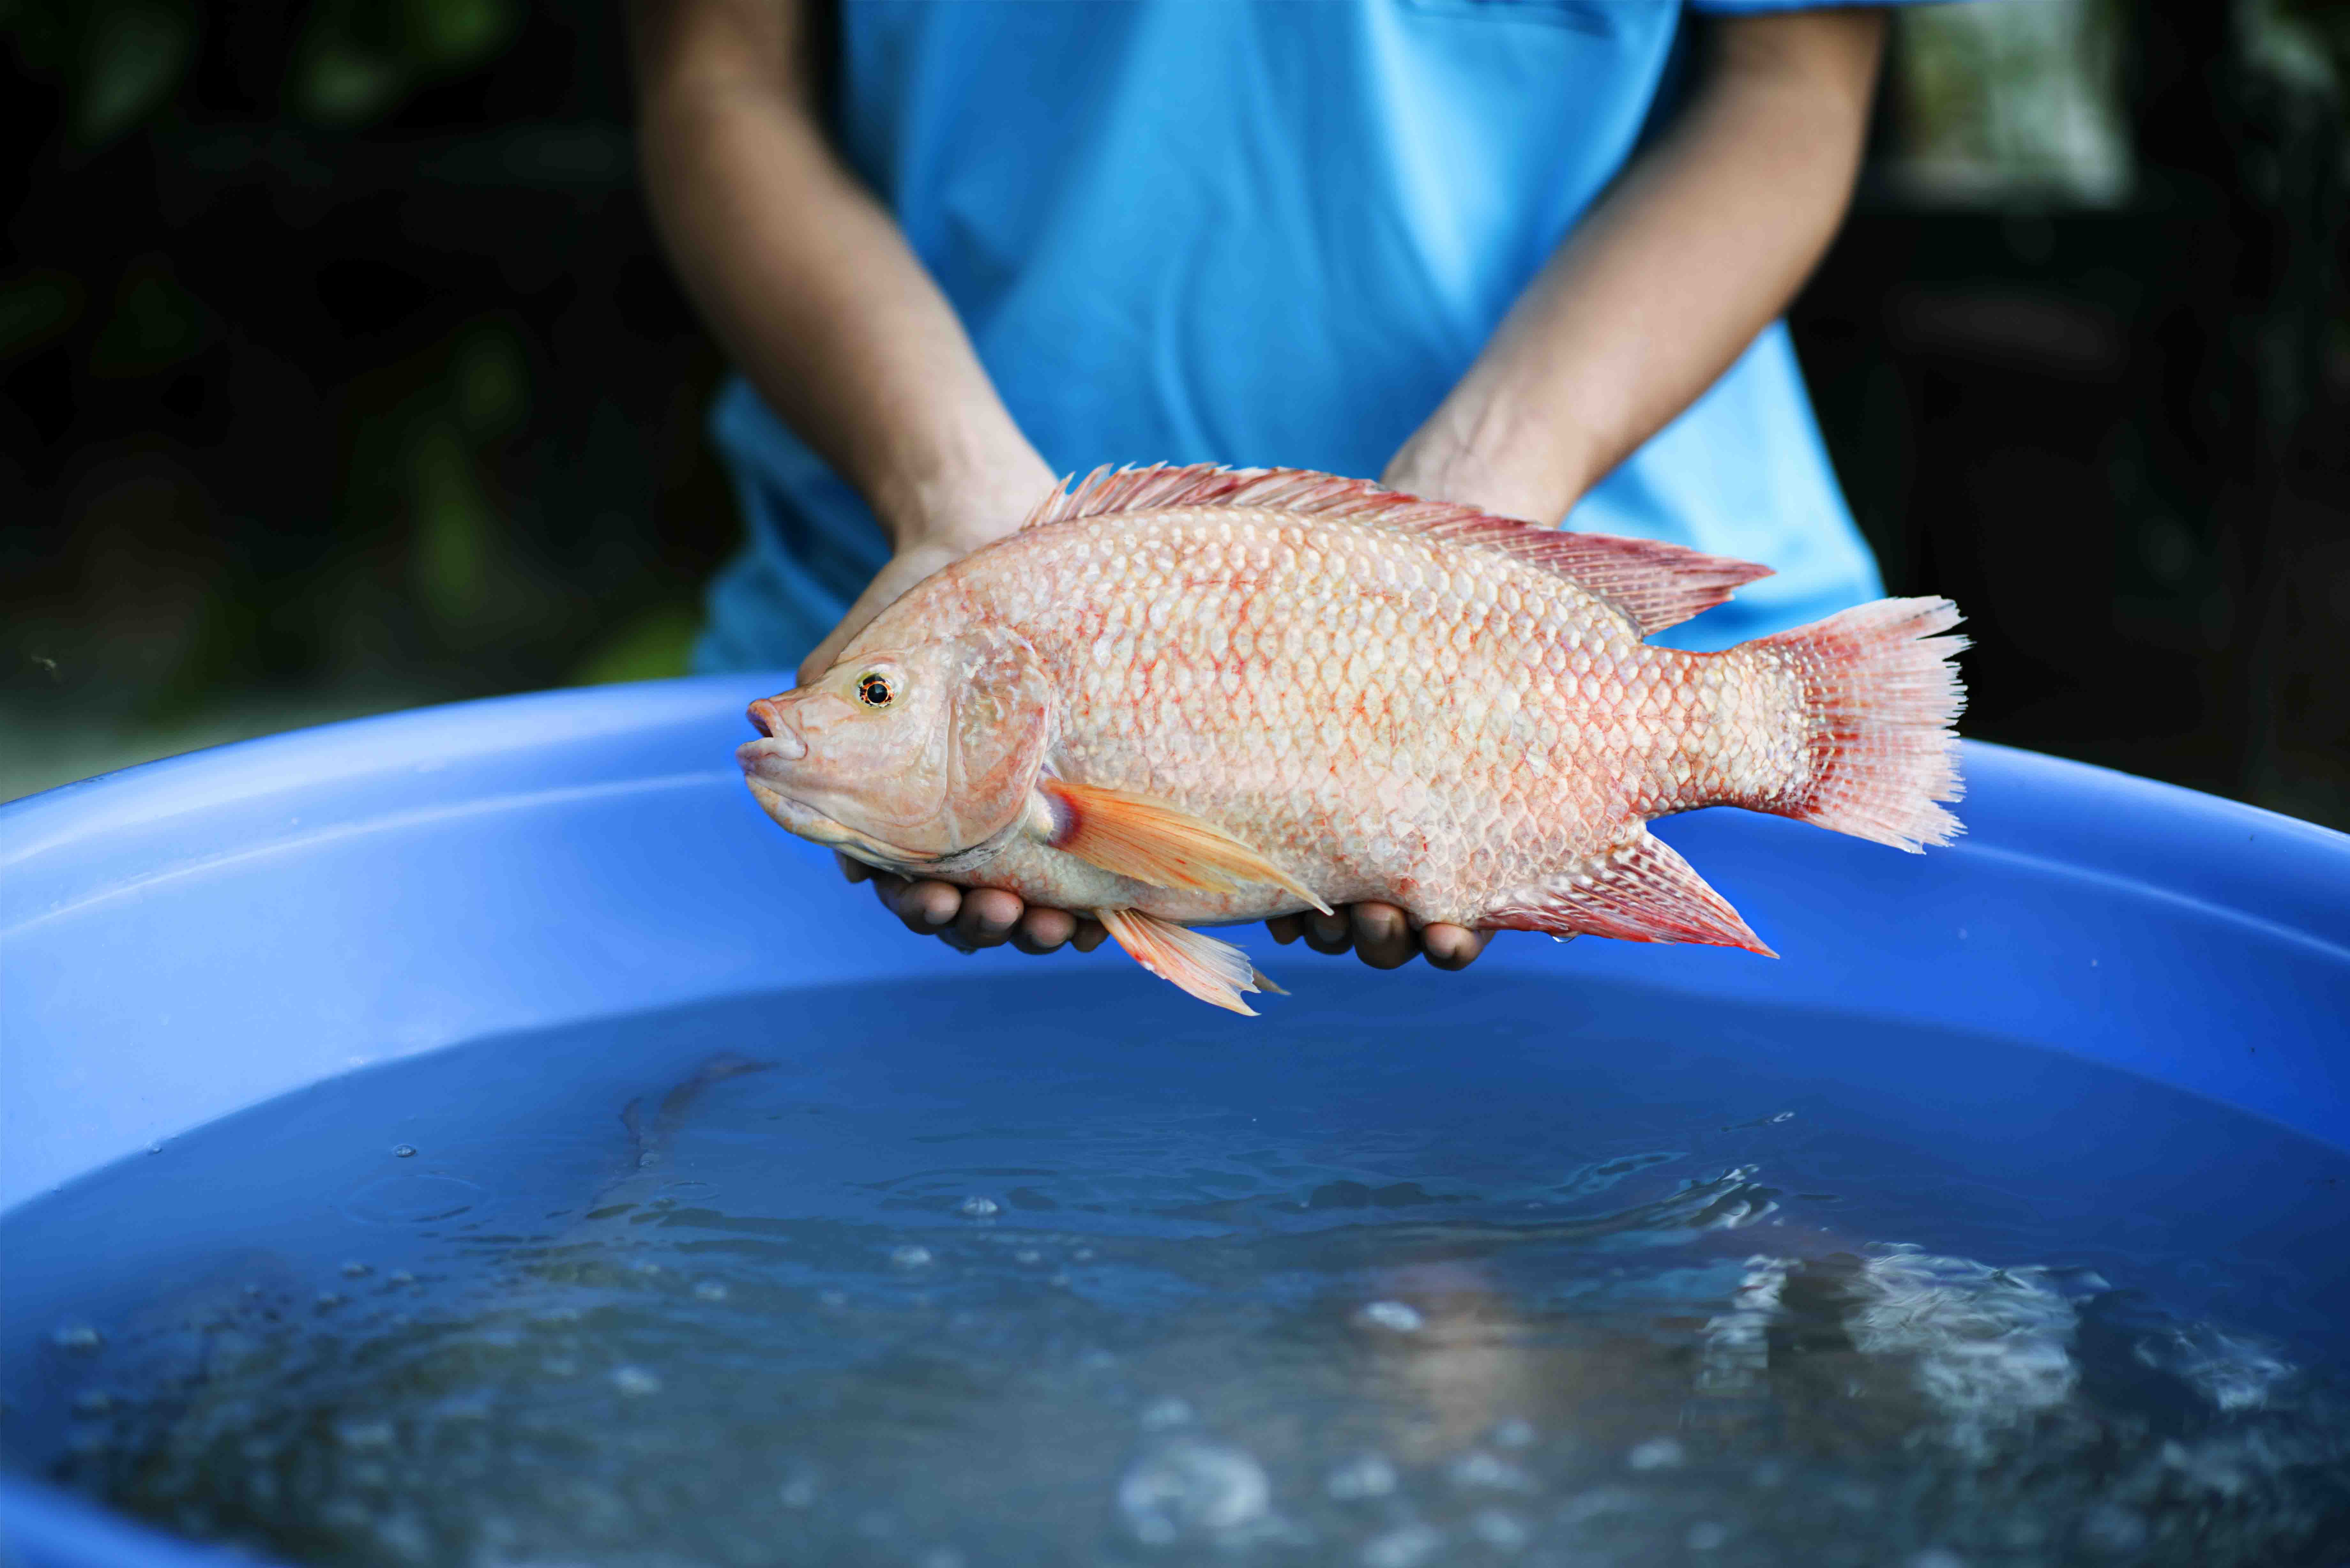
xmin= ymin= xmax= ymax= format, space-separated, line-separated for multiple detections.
xmin=4 ymin=971 xmax=2347 ymax=1568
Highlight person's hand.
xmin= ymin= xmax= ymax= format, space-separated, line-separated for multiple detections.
xmin=1266 ymin=906 xmax=1489 ymax=970
xmin=834 ymin=852 xmax=1111 ymax=955
xmin=794 ymin=453 xmax=1055 ymax=687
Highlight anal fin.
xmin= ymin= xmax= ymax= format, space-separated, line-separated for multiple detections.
xmin=1096 ymin=908 xmax=1271 ymax=1016
xmin=1040 ymin=778 xmax=1331 ymax=914
xmin=1481 ymin=832 xmax=1776 ymax=956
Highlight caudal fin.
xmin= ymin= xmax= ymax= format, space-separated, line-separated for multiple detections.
xmin=1757 ymin=597 xmax=1968 ymax=853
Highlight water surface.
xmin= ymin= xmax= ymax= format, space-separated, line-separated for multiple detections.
xmin=4 ymin=971 xmax=2346 ymax=1567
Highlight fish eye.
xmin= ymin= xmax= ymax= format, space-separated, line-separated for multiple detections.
xmin=856 ymin=671 xmax=895 ymax=709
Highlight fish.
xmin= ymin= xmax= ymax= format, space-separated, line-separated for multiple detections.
xmin=737 ymin=464 xmax=1966 ymax=1014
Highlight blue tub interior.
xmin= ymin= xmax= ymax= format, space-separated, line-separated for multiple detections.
xmin=3 ymin=675 xmax=2346 ymax=1566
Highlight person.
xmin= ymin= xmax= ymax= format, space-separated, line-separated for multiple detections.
xmin=631 ymin=0 xmax=1892 ymax=973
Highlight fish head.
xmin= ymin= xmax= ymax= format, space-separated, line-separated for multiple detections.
xmin=736 ymin=620 xmax=1052 ymax=875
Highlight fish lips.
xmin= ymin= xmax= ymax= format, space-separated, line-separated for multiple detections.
xmin=736 ymin=737 xmax=917 ymax=869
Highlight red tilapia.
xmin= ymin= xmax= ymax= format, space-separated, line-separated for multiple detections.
xmin=738 ymin=464 xmax=1965 ymax=1013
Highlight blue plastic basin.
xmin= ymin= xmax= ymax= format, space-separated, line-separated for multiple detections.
xmin=3 ymin=675 xmax=2346 ymax=1565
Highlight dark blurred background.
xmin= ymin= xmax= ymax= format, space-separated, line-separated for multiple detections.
xmin=3 ymin=0 xmax=2346 ymax=825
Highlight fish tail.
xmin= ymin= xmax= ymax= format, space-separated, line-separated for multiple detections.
xmin=1749 ymin=597 xmax=1969 ymax=853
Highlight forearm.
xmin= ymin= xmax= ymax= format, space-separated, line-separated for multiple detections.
xmin=630 ymin=0 xmax=1048 ymax=548
xmin=1391 ymin=8 xmax=1888 ymax=524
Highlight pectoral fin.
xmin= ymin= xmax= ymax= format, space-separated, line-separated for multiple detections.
xmin=1037 ymin=778 xmax=1331 ymax=915
xmin=1096 ymin=908 xmax=1273 ymax=1016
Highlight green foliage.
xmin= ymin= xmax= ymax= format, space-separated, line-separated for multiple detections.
xmin=289 ymin=0 xmax=521 ymax=127
xmin=0 ymin=271 xmax=84 ymax=359
xmin=0 ymin=0 xmax=197 ymax=149
xmin=88 ymin=260 xmax=212 ymax=378
xmin=406 ymin=418 xmax=497 ymax=628
xmin=73 ymin=0 xmax=193 ymax=146
xmin=451 ymin=322 xmax=528 ymax=441
xmin=567 ymin=603 xmax=701 ymax=688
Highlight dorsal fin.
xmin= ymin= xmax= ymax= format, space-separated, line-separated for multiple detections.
xmin=1020 ymin=463 xmax=1772 ymax=636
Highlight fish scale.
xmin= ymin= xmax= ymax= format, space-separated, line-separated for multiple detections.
xmin=1023 ymin=511 xmax=1645 ymax=891
xmin=738 ymin=464 xmax=1966 ymax=1013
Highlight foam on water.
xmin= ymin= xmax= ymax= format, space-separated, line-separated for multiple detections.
xmin=2 ymin=971 xmax=2346 ymax=1567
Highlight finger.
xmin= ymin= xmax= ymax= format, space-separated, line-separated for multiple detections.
xmin=1421 ymin=923 xmax=1489 ymax=971
xmin=1011 ymin=905 xmax=1077 ymax=955
xmin=1071 ymin=917 xmax=1110 ymax=954
xmin=1350 ymin=902 xmax=1414 ymax=970
xmin=952 ymin=887 xmax=1025 ymax=950
xmin=1266 ymin=914 xmax=1304 ymax=946
xmin=887 ymin=878 xmax=962 ymax=934
xmin=1304 ymin=908 xmax=1354 ymax=955
xmin=835 ymin=851 xmax=871 ymax=885
xmin=864 ymin=871 xmax=910 ymax=915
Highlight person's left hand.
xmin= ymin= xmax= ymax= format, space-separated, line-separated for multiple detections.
xmin=1266 ymin=906 xmax=1489 ymax=970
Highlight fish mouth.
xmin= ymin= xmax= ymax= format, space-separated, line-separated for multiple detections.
xmin=736 ymin=743 xmax=927 ymax=871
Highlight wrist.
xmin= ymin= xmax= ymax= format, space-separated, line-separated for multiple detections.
xmin=868 ymin=436 xmax=1056 ymax=556
xmin=1385 ymin=398 xmax=1595 ymax=525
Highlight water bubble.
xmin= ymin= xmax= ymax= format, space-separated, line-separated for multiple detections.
xmin=891 ymin=1245 xmax=934 ymax=1270
xmin=391 ymin=1144 xmax=416 ymax=1158
xmin=1139 ymin=1397 xmax=1195 ymax=1430
xmin=1627 ymin=1437 xmax=1685 ymax=1471
xmin=1355 ymin=1300 xmax=1424 ymax=1333
xmin=819 ymin=1290 xmax=848 ymax=1308
xmin=1687 ymin=1520 xmax=1731 ymax=1551
xmin=340 ymin=1261 xmax=373 ymax=1278
xmin=1470 ymin=1509 xmax=1529 ymax=1552
xmin=610 ymin=1365 xmax=663 ymax=1397
xmin=1447 ymin=1450 xmax=1531 ymax=1491
xmin=956 ymin=1195 xmax=999 ymax=1219
xmin=1117 ymin=1435 xmax=1269 ymax=1543
xmin=388 ymin=1270 xmax=416 ymax=1286
xmin=334 ymin=1419 xmax=396 ymax=1450
xmin=777 ymin=1463 xmax=820 ymax=1510
xmin=1490 ymin=1417 xmax=1537 ymax=1449
xmin=1360 ymin=1521 xmax=1444 ymax=1567
xmin=51 ymin=1324 xmax=102 ymax=1351
xmin=1560 ymin=1487 xmax=1642 ymax=1526
xmin=693 ymin=1279 xmax=730 ymax=1302
xmin=2079 ymin=1505 xmax=2147 ymax=1555
xmin=1014 ymin=1248 xmax=1043 ymax=1265
xmin=1325 ymin=1453 xmax=1398 ymax=1501
xmin=315 ymin=1292 xmax=346 ymax=1309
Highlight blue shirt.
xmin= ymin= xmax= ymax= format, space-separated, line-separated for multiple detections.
xmin=695 ymin=0 xmax=1884 ymax=674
